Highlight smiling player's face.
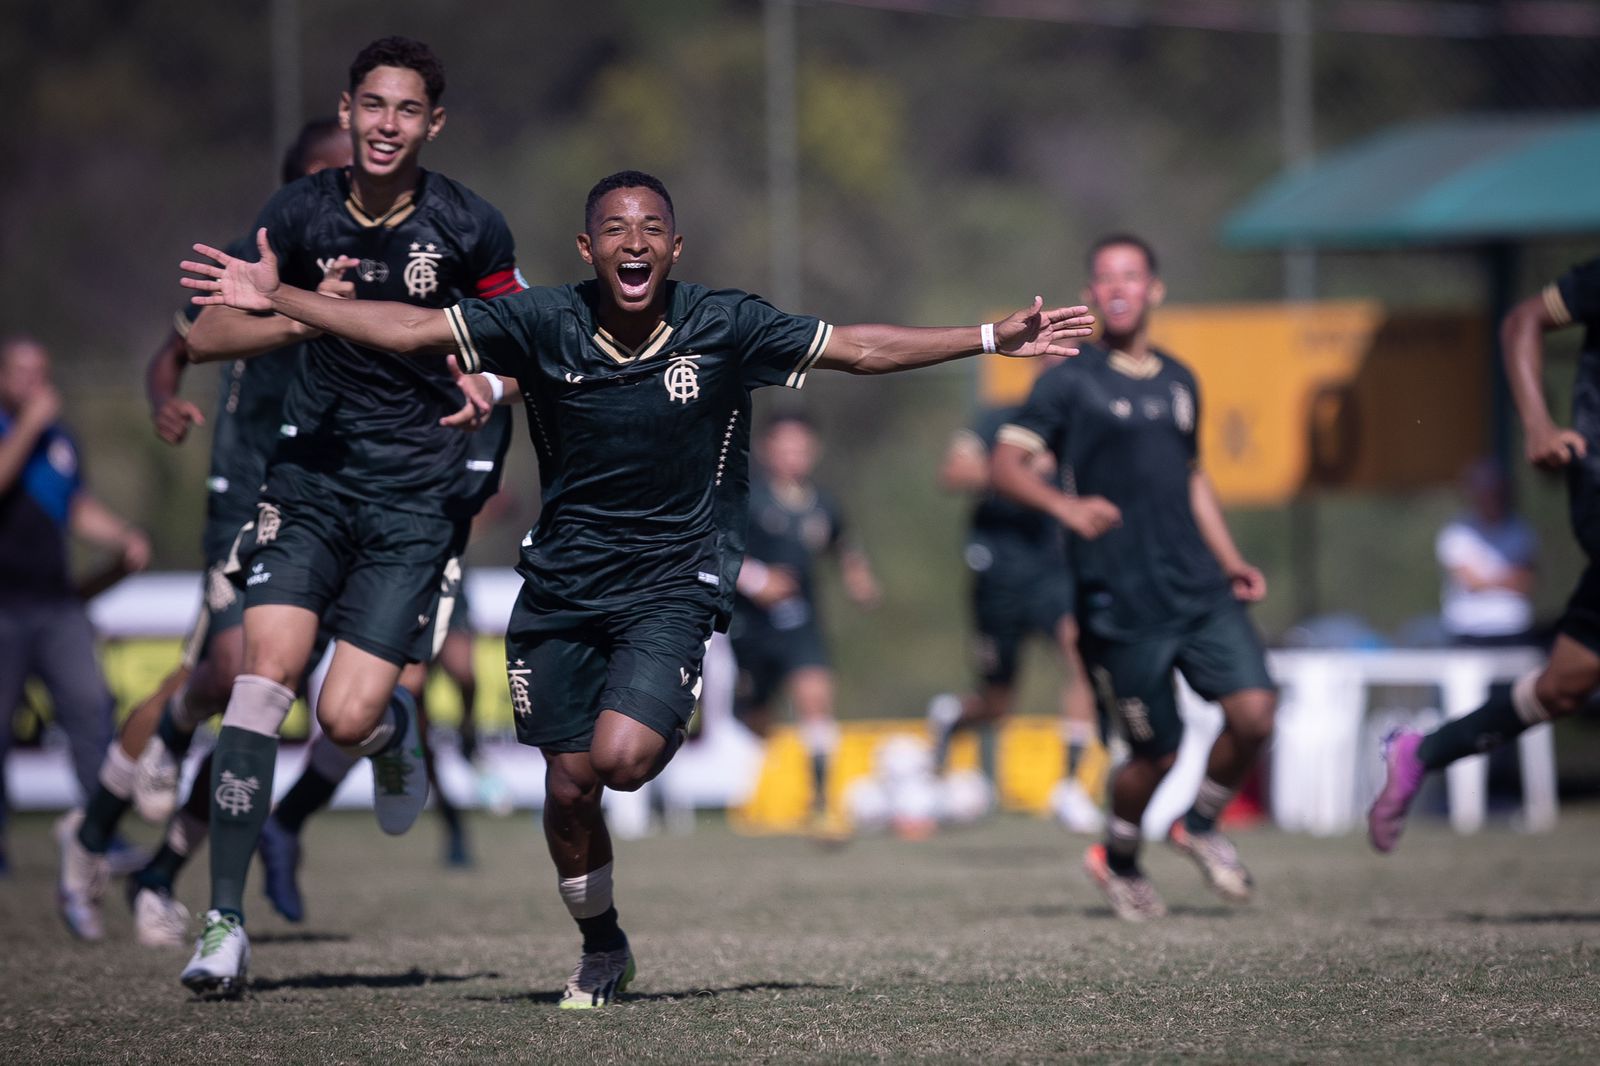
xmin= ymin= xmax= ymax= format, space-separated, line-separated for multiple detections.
xmin=339 ymin=65 xmax=443 ymax=182
xmin=1085 ymin=243 xmax=1163 ymax=341
xmin=577 ymin=187 xmax=683 ymax=319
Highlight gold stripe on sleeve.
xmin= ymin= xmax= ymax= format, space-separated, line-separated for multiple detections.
xmin=786 ymin=321 xmax=833 ymax=389
xmin=1543 ymin=283 xmax=1573 ymax=327
xmin=445 ymin=305 xmax=480 ymax=373
xmin=996 ymin=424 xmax=1046 ymax=454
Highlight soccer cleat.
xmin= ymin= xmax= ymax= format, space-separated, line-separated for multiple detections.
xmin=134 ymin=735 xmax=182 ymax=824
xmin=1083 ymin=843 xmax=1167 ymax=922
xmin=129 ymin=883 xmax=191 ymax=947
xmin=559 ymin=940 xmax=636 ymax=1010
xmin=1168 ymin=822 xmax=1254 ymax=902
xmin=1368 ymin=729 xmax=1427 ymax=853
xmin=1051 ymin=779 xmax=1106 ymax=835
xmin=256 ymin=815 xmax=304 ymax=922
xmin=370 ymin=692 xmax=429 ymax=836
xmin=181 ymin=910 xmax=250 ymax=997
xmin=55 ymin=810 xmax=109 ymax=941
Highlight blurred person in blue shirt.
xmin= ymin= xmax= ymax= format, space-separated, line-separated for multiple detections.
xmin=1435 ymin=458 xmax=1538 ymax=647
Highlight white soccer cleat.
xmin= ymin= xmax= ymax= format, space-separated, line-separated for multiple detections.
xmin=55 ymin=810 xmax=109 ymax=941
xmin=370 ymin=692 xmax=429 ymax=836
xmin=131 ymin=885 xmax=192 ymax=947
xmin=133 ymin=735 xmax=182 ymax=824
xmin=181 ymin=910 xmax=250 ymax=997
xmin=559 ymin=941 xmax=636 ymax=1010
xmin=1168 ymin=822 xmax=1254 ymax=903
xmin=1051 ymin=779 xmax=1106 ymax=835
xmin=1084 ymin=843 xmax=1168 ymax=922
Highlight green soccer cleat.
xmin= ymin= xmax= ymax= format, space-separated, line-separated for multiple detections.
xmin=559 ymin=941 xmax=635 ymax=1009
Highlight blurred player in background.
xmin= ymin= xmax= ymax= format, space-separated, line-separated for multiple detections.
xmin=928 ymin=395 xmax=1102 ymax=832
xmin=730 ymin=412 xmax=880 ymax=834
xmin=0 ymin=337 xmax=150 ymax=885
xmin=1370 ymin=256 xmax=1600 ymax=854
xmin=55 ymin=118 xmax=350 ymax=947
xmin=1435 ymin=458 xmax=1538 ymax=647
xmin=174 ymin=36 xmax=525 ymax=996
xmin=181 ymin=167 xmax=1095 ymax=1007
xmin=993 ymin=234 xmax=1276 ymax=921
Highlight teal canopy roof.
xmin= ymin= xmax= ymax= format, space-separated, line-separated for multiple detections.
xmin=1224 ymin=113 xmax=1600 ymax=248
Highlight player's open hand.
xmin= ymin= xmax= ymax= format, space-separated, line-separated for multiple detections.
xmin=1057 ymin=495 xmax=1121 ymax=540
xmin=1226 ymin=561 xmax=1268 ymax=603
xmin=181 ymin=228 xmax=281 ymax=312
xmin=152 ymin=396 xmax=205 ymax=445
xmin=316 ymin=255 xmax=361 ymax=300
xmin=440 ymin=354 xmax=494 ymax=432
xmin=1525 ymin=422 xmax=1587 ymax=471
xmin=996 ymin=298 xmax=1096 ymax=358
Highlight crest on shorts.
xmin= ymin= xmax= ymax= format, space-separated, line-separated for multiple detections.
xmin=507 ymin=658 xmax=533 ymax=719
xmin=255 ymin=502 xmax=281 ymax=545
xmin=405 ymin=242 xmax=442 ymax=299
xmin=214 ymin=770 xmax=261 ymax=817
xmin=664 ymin=355 xmax=701 ymax=404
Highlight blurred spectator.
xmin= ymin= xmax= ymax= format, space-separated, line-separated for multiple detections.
xmin=1435 ymin=459 xmax=1537 ymax=646
xmin=0 ymin=336 xmax=150 ymax=872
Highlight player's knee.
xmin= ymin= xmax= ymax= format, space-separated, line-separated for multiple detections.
xmin=316 ymin=711 xmax=370 ymax=749
xmin=589 ymin=745 xmax=655 ymax=792
xmin=1534 ymin=674 xmax=1588 ymax=719
xmin=1226 ymin=690 xmax=1277 ymax=745
xmin=545 ymin=767 xmax=602 ymax=810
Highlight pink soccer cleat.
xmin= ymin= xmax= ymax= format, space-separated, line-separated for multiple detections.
xmin=1368 ymin=729 xmax=1427 ymax=853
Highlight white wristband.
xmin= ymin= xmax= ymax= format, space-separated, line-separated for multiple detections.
xmin=980 ymin=322 xmax=997 ymax=354
xmin=482 ymin=373 xmax=505 ymax=404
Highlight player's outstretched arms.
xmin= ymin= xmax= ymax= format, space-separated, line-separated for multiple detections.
xmin=816 ymin=299 xmax=1094 ymax=375
xmin=1502 ymin=293 xmax=1586 ymax=470
xmin=182 ymin=228 xmax=456 ymax=358
xmin=991 ymin=441 xmax=1120 ymax=539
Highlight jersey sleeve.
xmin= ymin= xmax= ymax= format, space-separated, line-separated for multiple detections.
xmin=1547 ymin=257 xmax=1600 ymax=327
xmin=998 ymin=368 xmax=1075 ymax=457
xmin=445 ymin=288 xmax=544 ymax=378
xmin=731 ymin=294 xmax=834 ymax=390
xmin=466 ymin=204 xmax=526 ymax=300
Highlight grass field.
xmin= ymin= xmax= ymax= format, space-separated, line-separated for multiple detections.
xmin=2 ymin=806 xmax=1598 ymax=1064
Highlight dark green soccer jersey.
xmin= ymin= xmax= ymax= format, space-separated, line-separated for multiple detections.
xmin=964 ymin=403 xmax=1067 ymax=578
xmin=177 ymin=237 xmax=303 ymax=533
xmin=740 ymin=472 xmax=847 ymax=609
xmin=447 ymin=279 xmax=832 ymax=619
xmin=253 ymin=167 xmax=521 ymax=517
xmin=1549 ymin=257 xmax=1600 ymax=557
xmin=1003 ymin=343 xmax=1229 ymax=640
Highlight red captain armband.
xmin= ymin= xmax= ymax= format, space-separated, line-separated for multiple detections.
xmin=476 ymin=268 xmax=526 ymax=300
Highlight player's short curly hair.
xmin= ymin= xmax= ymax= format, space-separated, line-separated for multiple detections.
xmin=1086 ymin=233 xmax=1159 ymax=276
xmin=584 ymin=170 xmax=675 ymax=233
xmin=349 ymin=36 xmax=446 ymax=106
xmin=280 ymin=117 xmax=343 ymax=185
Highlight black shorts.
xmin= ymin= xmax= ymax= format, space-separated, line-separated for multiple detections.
xmin=1558 ymin=564 xmax=1600 ymax=655
xmin=503 ymin=583 xmax=716 ymax=753
xmin=1081 ymin=600 xmax=1273 ymax=759
xmin=225 ymin=493 xmax=461 ymax=667
xmin=728 ymin=601 xmax=830 ymax=720
xmin=971 ymin=565 xmax=1075 ymax=686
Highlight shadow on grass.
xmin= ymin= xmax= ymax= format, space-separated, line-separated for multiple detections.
xmin=464 ymin=981 xmax=840 ymax=1005
xmin=1449 ymin=910 xmax=1600 ymax=925
xmin=1034 ymin=904 xmax=1239 ymax=920
xmin=251 ymin=968 xmax=500 ymax=992
xmin=249 ymin=931 xmax=353 ymax=945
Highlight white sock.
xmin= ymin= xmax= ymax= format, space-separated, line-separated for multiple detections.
xmin=99 ymin=744 xmax=138 ymax=800
xmin=558 ymin=861 xmax=615 ymax=920
xmin=1191 ymin=777 xmax=1235 ymax=824
xmin=221 ymin=674 xmax=295 ymax=737
xmin=166 ymin=809 xmax=206 ymax=856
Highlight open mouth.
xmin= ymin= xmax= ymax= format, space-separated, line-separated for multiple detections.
xmin=368 ymin=140 xmax=402 ymax=166
xmin=617 ymin=261 xmax=652 ymax=300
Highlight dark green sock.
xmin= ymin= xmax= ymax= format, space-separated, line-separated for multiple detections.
xmin=136 ymin=844 xmax=190 ymax=893
xmin=809 ymin=752 xmax=828 ymax=811
xmin=208 ymin=726 xmax=278 ymax=922
xmin=978 ymin=724 xmax=999 ymax=782
xmin=1417 ymin=690 xmax=1527 ymax=771
xmin=577 ymin=905 xmax=626 ymax=953
xmin=1065 ymin=740 xmax=1086 ymax=779
xmin=272 ymin=766 xmax=340 ymax=834
xmin=77 ymin=784 xmax=132 ymax=855
xmin=157 ymin=704 xmax=195 ymax=759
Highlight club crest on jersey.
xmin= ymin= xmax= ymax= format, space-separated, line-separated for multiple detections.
xmin=664 ymin=355 xmax=702 ymax=404
xmin=405 ymin=242 xmax=443 ymax=299
xmin=1172 ymin=383 xmax=1195 ymax=432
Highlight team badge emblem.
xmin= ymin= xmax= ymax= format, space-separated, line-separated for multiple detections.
xmin=358 ymin=259 xmax=390 ymax=284
xmin=255 ymin=502 xmax=282 ymax=545
xmin=664 ymin=355 xmax=701 ymax=404
xmin=405 ymin=242 xmax=442 ymax=299
xmin=1172 ymin=384 xmax=1195 ymax=432
xmin=214 ymin=770 xmax=261 ymax=816
xmin=507 ymin=659 xmax=534 ymax=719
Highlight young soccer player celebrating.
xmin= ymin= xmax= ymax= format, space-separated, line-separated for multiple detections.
xmin=182 ymin=168 xmax=1093 ymax=1006
xmin=1369 ymin=256 xmax=1600 ymax=853
xmin=992 ymin=235 xmax=1276 ymax=920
